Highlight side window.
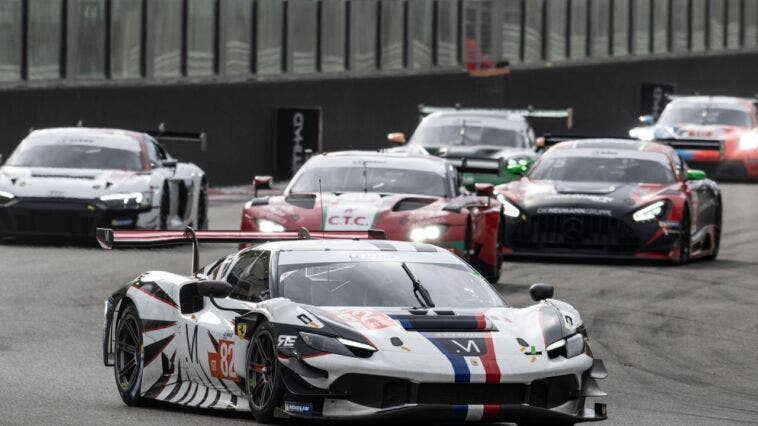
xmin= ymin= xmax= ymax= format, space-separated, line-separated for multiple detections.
xmin=227 ymin=251 xmax=271 ymax=302
xmin=146 ymin=141 xmax=161 ymax=168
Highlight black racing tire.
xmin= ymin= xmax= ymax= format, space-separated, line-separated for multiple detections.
xmin=159 ymin=184 xmax=170 ymax=230
xmin=197 ymin=181 xmax=209 ymax=230
xmin=246 ymin=322 xmax=285 ymax=424
xmin=678 ymin=208 xmax=691 ymax=265
xmin=114 ymin=302 xmax=146 ymax=406
xmin=704 ymin=199 xmax=722 ymax=261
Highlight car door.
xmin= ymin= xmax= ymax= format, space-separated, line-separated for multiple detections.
xmin=176 ymin=250 xmax=270 ymax=397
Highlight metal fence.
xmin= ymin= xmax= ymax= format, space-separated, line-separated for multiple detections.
xmin=0 ymin=0 xmax=756 ymax=84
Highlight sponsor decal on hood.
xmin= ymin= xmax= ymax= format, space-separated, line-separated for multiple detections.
xmin=322 ymin=193 xmax=383 ymax=230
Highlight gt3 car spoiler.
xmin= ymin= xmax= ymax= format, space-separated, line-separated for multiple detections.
xmin=96 ymin=227 xmax=386 ymax=250
xmin=419 ymin=104 xmax=574 ymax=129
xmin=537 ymin=133 xmax=724 ymax=153
xmin=447 ymin=157 xmax=503 ymax=176
xmin=97 ymin=227 xmax=387 ymax=274
xmin=144 ymin=123 xmax=208 ymax=151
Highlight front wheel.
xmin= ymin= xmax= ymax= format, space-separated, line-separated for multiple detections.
xmin=114 ymin=303 xmax=145 ymax=406
xmin=246 ymin=322 xmax=285 ymax=423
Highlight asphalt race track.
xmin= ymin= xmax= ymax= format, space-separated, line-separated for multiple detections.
xmin=1 ymin=184 xmax=757 ymax=425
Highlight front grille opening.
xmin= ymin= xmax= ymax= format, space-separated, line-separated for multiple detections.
xmin=509 ymin=214 xmax=639 ymax=253
xmin=417 ymin=383 xmax=526 ymax=405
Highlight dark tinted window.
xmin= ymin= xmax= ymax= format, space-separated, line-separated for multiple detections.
xmin=658 ymin=105 xmax=752 ymax=128
xmin=278 ymin=261 xmax=504 ymax=308
xmin=530 ymin=155 xmax=675 ymax=184
xmin=7 ymin=141 xmax=143 ymax=170
xmin=411 ymin=122 xmax=526 ymax=148
xmin=290 ymin=166 xmax=449 ymax=197
xmin=227 ymin=251 xmax=270 ymax=302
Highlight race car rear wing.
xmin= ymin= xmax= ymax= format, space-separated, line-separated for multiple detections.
xmin=97 ymin=227 xmax=387 ymax=273
xmin=419 ymin=104 xmax=574 ymax=129
xmin=536 ymin=133 xmax=724 ymax=155
xmin=447 ymin=157 xmax=503 ymax=176
xmin=144 ymin=123 xmax=208 ymax=151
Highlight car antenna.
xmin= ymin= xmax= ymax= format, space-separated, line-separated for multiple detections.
xmin=319 ymin=178 xmax=325 ymax=239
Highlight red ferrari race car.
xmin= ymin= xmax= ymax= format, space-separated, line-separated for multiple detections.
xmin=629 ymin=95 xmax=758 ymax=180
xmin=240 ymin=151 xmax=505 ymax=282
xmin=495 ymin=138 xmax=722 ymax=263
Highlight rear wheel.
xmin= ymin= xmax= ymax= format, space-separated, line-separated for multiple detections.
xmin=246 ymin=322 xmax=285 ymax=423
xmin=678 ymin=209 xmax=691 ymax=265
xmin=159 ymin=184 xmax=170 ymax=230
xmin=114 ymin=303 xmax=145 ymax=406
xmin=704 ymin=199 xmax=722 ymax=261
xmin=197 ymin=181 xmax=209 ymax=230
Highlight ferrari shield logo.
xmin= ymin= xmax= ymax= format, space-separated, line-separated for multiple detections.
xmin=236 ymin=323 xmax=247 ymax=339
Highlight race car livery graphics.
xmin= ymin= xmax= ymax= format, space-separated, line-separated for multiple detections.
xmin=100 ymin=229 xmax=607 ymax=424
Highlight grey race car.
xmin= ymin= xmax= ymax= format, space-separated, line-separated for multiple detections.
xmin=0 ymin=127 xmax=208 ymax=239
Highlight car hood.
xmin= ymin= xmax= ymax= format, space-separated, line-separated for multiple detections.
xmin=0 ymin=166 xmax=151 ymax=199
xmin=298 ymin=303 xmax=582 ymax=356
xmin=426 ymin=144 xmax=534 ymax=160
xmin=248 ymin=191 xmax=457 ymax=231
xmin=499 ymin=179 xmax=676 ymax=214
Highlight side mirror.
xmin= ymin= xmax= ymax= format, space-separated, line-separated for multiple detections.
xmin=686 ymin=169 xmax=706 ymax=181
xmin=253 ymin=175 xmax=273 ymax=197
xmin=638 ymin=115 xmax=655 ymax=126
xmin=162 ymin=158 xmax=178 ymax=168
xmin=529 ymin=283 xmax=554 ymax=301
xmin=387 ymin=132 xmax=407 ymax=145
xmin=475 ymin=183 xmax=494 ymax=197
xmin=196 ymin=280 xmax=233 ymax=298
xmin=507 ymin=163 xmax=528 ymax=176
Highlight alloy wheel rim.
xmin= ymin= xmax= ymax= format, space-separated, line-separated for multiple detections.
xmin=115 ymin=317 xmax=141 ymax=391
xmin=248 ymin=332 xmax=276 ymax=410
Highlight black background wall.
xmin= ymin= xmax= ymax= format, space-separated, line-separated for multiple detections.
xmin=0 ymin=52 xmax=754 ymax=185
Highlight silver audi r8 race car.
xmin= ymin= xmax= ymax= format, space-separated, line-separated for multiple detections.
xmin=0 ymin=127 xmax=207 ymax=239
xmin=100 ymin=228 xmax=607 ymax=424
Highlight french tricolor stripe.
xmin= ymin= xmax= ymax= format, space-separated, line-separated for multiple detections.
xmin=463 ymin=404 xmax=501 ymax=421
xmin=421 ymin=332 xmax=470 ymax=383
xmin=480 ymin=333 xmax=501 ymax=383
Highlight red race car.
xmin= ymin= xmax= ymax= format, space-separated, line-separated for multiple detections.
xmin=629 ymin=96 xmax=758 ymax=180
xmin=495 ymin=138 xmax=722 ymax=263
xmin=240 ymin=151 xmax=505 ymax=282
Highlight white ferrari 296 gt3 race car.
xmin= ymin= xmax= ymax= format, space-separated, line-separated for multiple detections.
xmin=100 ymin=228 xmax=607 ymax=424
xmin=0 ymin=127 xmax=207 ymax=239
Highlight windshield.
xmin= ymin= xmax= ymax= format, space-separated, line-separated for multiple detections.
xmin=277 ymin=261 xmax=504 ymax=308
xmin=7 ymin=141 xmax=143 ymax=170
xmin=657 ymin=105 xmax=752 ymax=128
xmin=289 ymin=166 xmax=449 ymax=197
xmin=530 ymin=155 xmax=674 ymax=184
xmin=410 ymin=122 xmax=525 ymax=147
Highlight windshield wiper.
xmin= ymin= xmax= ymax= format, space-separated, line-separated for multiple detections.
xmin=401 ymin=262 xmax=435 ymax=308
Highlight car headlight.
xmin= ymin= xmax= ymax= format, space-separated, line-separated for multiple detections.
xmin=409 ymin=224 xmax=446 ymax=242
xmin=298 ymin=331 xmax=376 ymax=358
xmin=632 ymin=200 xmax=666 ymax=222
xmin=99 ymin=191 xmax=151 ymax=209
xmin=506 ymin=157 xmax=530 ymax=167
xmin=0 ymin=190 xmax=15 ymax=204
xmin=257 ymin=218 xmax=285 ymax=233
xmin=496 ymin=193 xmax=521 ymax=218
xmin=739 ymin=134 xmax=758 ymax=150
xmin=546 ymin=333 xmax=585 ymax=359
